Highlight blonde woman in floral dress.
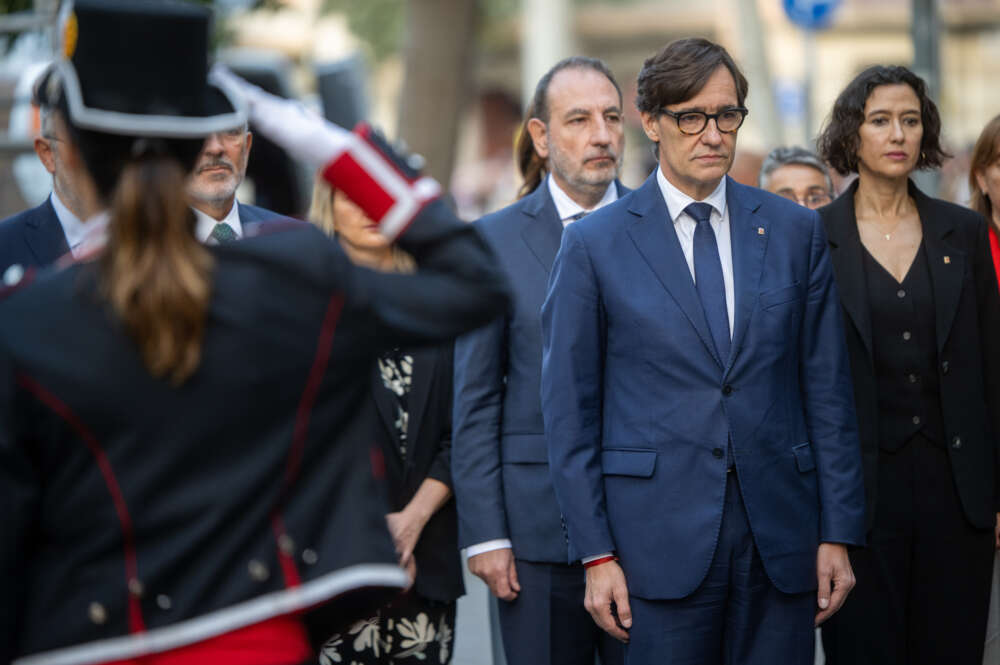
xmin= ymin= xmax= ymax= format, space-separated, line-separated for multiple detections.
xmin=311 ymin=180 xmax=464 ymax=664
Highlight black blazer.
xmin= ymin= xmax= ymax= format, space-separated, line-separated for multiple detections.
xmin=0 ymin=197 xmax=70 ymax=274
xmin=371 ymin=344 xmax=463 ymax=603
xmin=0 ymin=201 xmax=508 ymax=664
xmin=821 ymin=179 xmax=1000 ymax=532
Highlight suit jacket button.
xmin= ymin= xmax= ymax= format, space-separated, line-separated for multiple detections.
xmin=302 ymin=548 xmax=319 ymax=565
xmin=156 ymin=594 xmax=172 ymax=611
xmin=941 ymin=361 xmax=950 ymax=374
xmin=712 ymin=447 xmax=725 ymax=459
xmin=248 ymin=559 xmax=270 ymax=582
xmin=952 ymin=436 xmax=962 ymax=449
xmin=722 ymin=385 xmax=733 ymax=396
xmin=88 ymin=602 xmax=108 ymax=625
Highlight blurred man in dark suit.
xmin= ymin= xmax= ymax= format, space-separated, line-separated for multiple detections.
xmin=0 ymin=67 xmax=94 ymax=277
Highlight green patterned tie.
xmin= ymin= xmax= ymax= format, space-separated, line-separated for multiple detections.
xmin=210 ymin=222 xmax=238 ymax=243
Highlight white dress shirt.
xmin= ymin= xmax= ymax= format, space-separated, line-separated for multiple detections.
xmin=656 ymin=167 xmax=735 ymax=337
xmin=463 ymin=175 xmax=619 ymax=561
xmin=547 ymin=173 xmax=618 ymax=227
xmin=193 ymin=200 xmax=243 ymax=243
xmin=50 ymin=191 xmax=91 ymax=258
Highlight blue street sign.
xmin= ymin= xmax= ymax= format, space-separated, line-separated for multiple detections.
xmin=783 ymin=0 xmax=841 ymax=30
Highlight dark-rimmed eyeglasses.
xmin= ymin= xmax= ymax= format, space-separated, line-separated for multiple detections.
xmin=660 ymin=107 xmax=748 ymax=135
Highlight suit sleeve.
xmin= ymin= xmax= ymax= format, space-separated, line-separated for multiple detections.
xmin=0 ymin=343 xmax=36 ymax=662
xmin=451 ymin=291 xmax=510 ymax=549
xmin=425 ymin=344 xmax=454 ymax=489
xmin=341 ymin=199 xmax=511 ymax=349
xmin=540 ymin=223 xmax=615 ymax=561
xmin=798 ymin=211 xmax=866 ymax=546
xmin=970 ymin=216 xmax=1000 ymax=512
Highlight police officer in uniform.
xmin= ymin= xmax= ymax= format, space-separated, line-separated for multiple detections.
xmin=0 ymin=2 xmax=508 ymax=664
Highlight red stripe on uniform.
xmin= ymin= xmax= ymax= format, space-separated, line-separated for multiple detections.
xmin=270 ymin=514 xmax=302 ymax=589
xmin=322 ymin=153 xmax=396 ymax=223
xmin=16 ymin=372 xmax=146 ymax=634
xmin=270 ymin=293 xmax=346 ymax=589
xmin=989 ymin=226 xmax=1000 ymax=296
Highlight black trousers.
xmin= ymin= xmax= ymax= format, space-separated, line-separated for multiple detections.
xmin=822 ymin=432 xmax=995 ymax=665
xmin=497 ymin=559 xmax=625 ymax=665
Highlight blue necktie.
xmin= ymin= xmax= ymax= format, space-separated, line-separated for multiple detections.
xmin=687 ymin=202 xmax=730 ymax=363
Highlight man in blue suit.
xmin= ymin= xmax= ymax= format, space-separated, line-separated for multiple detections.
xmin=0 ymin=69 xmax=92 ymax=276
xmin=541 ymin=39 xmax=866 ymax=663
xmin=453 ymin=57 xmax=627 ymax=664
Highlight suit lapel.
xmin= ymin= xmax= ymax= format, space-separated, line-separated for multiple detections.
xmin=519 ymin=179 xmax=629 ymax=274
xmin=912 ymin=182 xmax=964 ymax=352
xmin=519 ymin=184 xmax=565 ymax=274
xmin=25 ymin=198 xmax=70 ymax=264
xmin=626 ymin=173 xmax=722 ymax=368
xmin=726 ymin=178 xmax=767 ymax=375
xmin=824 ymin=182 xmax=874 ymax=363
xmin=403 ymin=350 xmax=434 ymax=468
xmin=371 ymin=362 xmax=400 ymax=443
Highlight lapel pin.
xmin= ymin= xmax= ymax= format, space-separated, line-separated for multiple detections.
xmin=944 ymin=256 xmax=951 ymax=264
xmin=757 ymin=227 xmax=765 ymax=235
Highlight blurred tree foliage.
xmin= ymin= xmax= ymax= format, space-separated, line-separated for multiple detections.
xmin=0 ymin=0 xmax=32 ymax=13
xmin=323 ymin=0 xmax=518 ymax=62
xmin=0 ymin=0 xmax=286 ymax=14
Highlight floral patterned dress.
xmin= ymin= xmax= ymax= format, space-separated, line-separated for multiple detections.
xmin=319 ymin=351 xmax=456 ymax=665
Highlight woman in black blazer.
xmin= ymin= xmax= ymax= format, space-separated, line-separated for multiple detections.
xmin=0 ymin=4 xmax=505 ymax=664
xmin=816 ymin=65 xmax=1000 ymax=665
xmin=311 ymin=181 xmax=464 ymax=664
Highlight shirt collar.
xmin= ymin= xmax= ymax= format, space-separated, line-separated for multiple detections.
xmin=50 ymin=191 xmax=91 ymax=254
xmin=193 ymin=200 xmax=242 ymax=243
xmin=655 ymin=167 xmax=727 ymax=224
xmin=546 ymin=174 xmax=618 ymax=222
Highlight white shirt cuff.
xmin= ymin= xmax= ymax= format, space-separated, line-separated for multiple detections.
xmin=581 ymin=552 xmax=614 ymax=564
xmin=464 ymin=539 xmax=513 ymax=558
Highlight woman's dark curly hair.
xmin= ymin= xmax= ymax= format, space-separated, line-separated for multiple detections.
xmin=817 ymin=65 xmax=949 ymax=175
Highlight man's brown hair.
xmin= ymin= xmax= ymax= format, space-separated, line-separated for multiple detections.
xmin=635 ymin=38 xmax=748 ymax=115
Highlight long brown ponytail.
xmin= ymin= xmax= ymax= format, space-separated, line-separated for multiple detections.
xmin=100 ymin=153 xmax=213 ymax=385
xmin=516 ymin=106 xmax=546 ymax=200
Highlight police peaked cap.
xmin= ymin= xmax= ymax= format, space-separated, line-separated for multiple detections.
xmin=49 ymin=0 xmax=245 ymax=138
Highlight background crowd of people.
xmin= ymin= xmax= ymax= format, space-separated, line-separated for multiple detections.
xmin=2 ymin=2 xmax=1000 ymax=665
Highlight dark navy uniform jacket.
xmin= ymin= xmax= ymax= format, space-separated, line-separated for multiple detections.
xmin=0 ymin=200 xmax=509 ymax=664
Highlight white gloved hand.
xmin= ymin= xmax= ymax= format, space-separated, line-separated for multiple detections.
xmin=210 ymin=64 xmax=440 ymax=241
xmin=209 ymin=64 xmax=353 ymax=169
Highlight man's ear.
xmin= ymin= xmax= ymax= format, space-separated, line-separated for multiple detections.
xmin=245 ymin=131 xmax=253 ymax=155
xmin=640 ymin=111 xmax=661 ymax=143
xmin=526 ymin=118 xmax=549 ymax=160
xmin=33 ymin=136 xmax=56 ymax=175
